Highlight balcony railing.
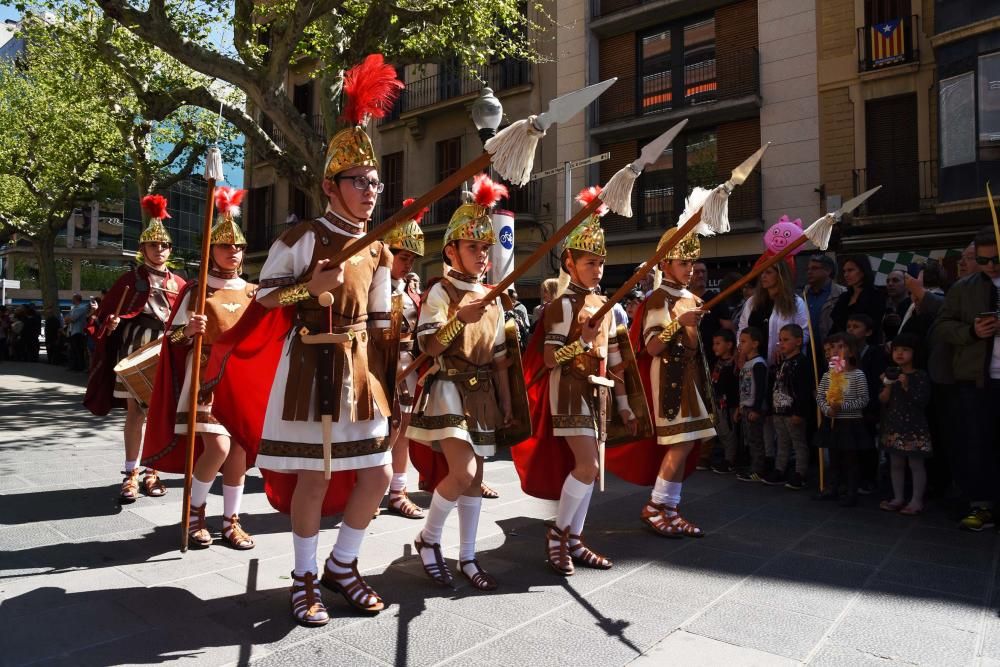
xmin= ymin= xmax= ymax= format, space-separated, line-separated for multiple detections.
xmin=263 ymin=114 xmax=325 ymax=151
xmin=595 ymin=48 xmax=759 ymax=125
xmin=857 ymin=15 xmax=919 ymax=73
xmin=852 ymin=159 xmax=937 ymax=216
xmin=377 ymin=60 xmax=531 ymax=124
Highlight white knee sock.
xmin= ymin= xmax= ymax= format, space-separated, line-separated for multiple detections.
xmin=457 ymin=495 xmax=482 ymax=563
xmin=293 ymin=532 xmax=318 ymax=576
xmin=389 ymin=473 xmax=407 ymax=493
xmin=222 ymin=484 xmax=243 ymax=518
xmin=329 ymin=522 xmax=366 ymax=571
xmin=664 ymin=481 xmax=683 ymax=508
xmin=190 ymin=477 xmax=213 ymax=509
xmin=556 ymin=475 xmax=591 ymax=532
xmin=569 ymin=482 xmax=595 ymax=542
xmin=650 ymin=476 xmax=670 ymax=505
xmin=419 ymin=491 xmax=457 ymax=568
xmin=124 ymin=460 xmax=137 ymax=473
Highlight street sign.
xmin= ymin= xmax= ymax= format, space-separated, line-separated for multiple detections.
xmin=529 ymin=153 xmax=611 ymax=182
xmin=529 ymin=166 xmax=564 ymax=181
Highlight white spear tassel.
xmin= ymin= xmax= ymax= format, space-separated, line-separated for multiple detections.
xmin=484 ymin=117 xmax=545 ymax=186
xmin=803 ymin=213 xmax=837 ymax=251
xmin=599 ymin=164 xmax=639 ymax=217
xmin=698 ymin=183 xmax=731 ymax=234
xmin=676 ymin=187 xmax=716 ymax=237
xmin=204 ymin=146 xmax=224 ymax=182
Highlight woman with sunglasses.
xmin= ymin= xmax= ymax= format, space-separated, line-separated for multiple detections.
xmin=84 ymin=194 xmax=186 ymax=504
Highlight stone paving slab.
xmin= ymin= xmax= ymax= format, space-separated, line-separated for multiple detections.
xmin=2 ymin=361 xmax=1000 ymax=667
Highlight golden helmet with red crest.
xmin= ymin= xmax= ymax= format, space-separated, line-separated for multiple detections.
xmin=138 ymin=194 xmax=173 ymax=245
xmin=562 ymin=186 xmax=608 ymax=258
xmin=443 ymin=174 xmax=508 ymax=247
xmin=383 ymin=198 xmax=426 ymax=257
xmin=209 ymin=186 xmax=247 ymax=246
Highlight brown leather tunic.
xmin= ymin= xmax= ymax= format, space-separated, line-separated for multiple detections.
xmin=544 ymin=288 xmax=615 ymax=417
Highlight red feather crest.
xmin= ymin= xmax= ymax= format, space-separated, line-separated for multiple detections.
xmin=342 ymin=54 xmax=404 ymax=127
xmin=472 ymin=173 xmax=508 ymax=209
xmin=214 ymin=186 xmax=246 ymax=218
xmin=140 ymin=194 xmax=170 ymax=220
xmin=401 ymin=197 xmax=429 ymax=224
xmin=576 ymin=185 xmax=608 ymax=217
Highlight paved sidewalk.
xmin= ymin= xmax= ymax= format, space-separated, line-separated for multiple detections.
xmin=1 ymin=361 xmax=999 ymax=666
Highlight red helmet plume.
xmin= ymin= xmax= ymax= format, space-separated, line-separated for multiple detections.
xmin=401 ymin=197 xmax=429 ymax=224
xmin=342 ymin=54 xmax=404 ymax=127
xmin=575 ymin=186 xmax=608 ymax=217
xmin=471 ymin=173 xmax=508 ymax=209
xmin=213 ymin=186 xmax=246 ymax=218
xmin=140 ymin=194 xmax=170 ymax=220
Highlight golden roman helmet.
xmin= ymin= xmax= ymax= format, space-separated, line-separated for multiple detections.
xmin=209 ymin=186 xmax=248 ymax=246
xmin=383 ymin=197 xmax=426 ymax=256
xmin=443 ymin=173 xmax=508 ymax=247
xmin=656 ymin=225 xmax=701 ymax=261
xmin=138 ymin=194 xmax=173 ymax=245
xmin=562 ymin=186 xmax=608 ymax=258
xmin=323 ymin=54 xmax=403 ymax=179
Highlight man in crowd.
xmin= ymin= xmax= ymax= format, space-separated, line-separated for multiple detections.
xmin=934 ymin=228 xmax=1000 ymax=532
xmin=957 ymin=242 xmax=978 ymax=279
xmin=804 ymin=254 xmax=846 ymax=348
xmin=65 ymin=293 xmax=91 ymax=372
xmin=882 ymin=270 xmax=911 ymax=343
xmin=690 ymin=260 xmax=732 ymax=364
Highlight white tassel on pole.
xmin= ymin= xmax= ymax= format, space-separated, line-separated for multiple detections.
xmin=803 ymin=213 xmax=837 ymax=251
xmin=699 ymin=183 xmax=731 ymax=234
xmin=485 ymin=116 xmax=545 ymax=186
xmin=676 ymin=187 xmax=716 ymax=237
xmin=204 ymin=146 xmax=225 ymax=182
xmin=599 ymin=164 xmax=639 ymax=217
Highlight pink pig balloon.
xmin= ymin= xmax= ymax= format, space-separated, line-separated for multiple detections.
xmin=763 ymin=215 xmax=804 ymax=255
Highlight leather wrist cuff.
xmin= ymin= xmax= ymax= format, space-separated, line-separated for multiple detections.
xmin=435 ymin=316 xmax=465 ymax=346
xmin=277 ymin=283 xmax=311 ymax=306
xmin=169 ymin=327 xmax=191 ymax=345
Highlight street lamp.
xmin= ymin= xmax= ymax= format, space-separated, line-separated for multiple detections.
xmin=471 ymin=86 xmax=503 ymax=145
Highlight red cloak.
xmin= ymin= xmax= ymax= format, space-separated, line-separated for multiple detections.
xmin=198 ymin=301 xmax=355 ymax=515
xmin=83 ymin=265 xmax=185 ymax=416
xmin=603 ymin=302 xmax=699 ymax=486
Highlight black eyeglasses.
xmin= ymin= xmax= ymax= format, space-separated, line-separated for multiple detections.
xmin=975 ymin=255 xmax=999 ymax=266
xmin=334 ymin=175 xmax=385 ymax=193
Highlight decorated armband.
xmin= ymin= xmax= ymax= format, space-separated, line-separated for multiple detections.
xmin=277 ymin=283 xmax=311 ymax=306
xmin=434 ymin=316 xmax=465 ymax=346
xmin=553 ymin=339 xmax=588 ymax=364
xmin=169 ymin=327 xmax=191 ymax=345
xmin=656 ymin=319 xmax=682 ymax=344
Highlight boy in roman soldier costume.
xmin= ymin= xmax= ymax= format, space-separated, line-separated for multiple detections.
xmin=408 ymin=174 xmax=515 ymax=591
xmin=381 ymin=198 xmax=427 ymax=519
xmin=513 ymin=187 xmax=639 ymax=575
xmin=201 ymin=55 xmax=402 ymax=626
xmin=607 ymin=225 xmax=714 ymax=538
xmin=142 ymin=187 xmax=256 ymax=550
xmin=84 ymin=195 xmax=186 ymax=504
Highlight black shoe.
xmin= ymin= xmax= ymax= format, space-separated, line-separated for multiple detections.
xmin=736 ymin=471 xmax=762 ymax=483
xmin=785 ymin=473 xmax=805 ymax=490
xmin=761 ymin=470 xmax=786 ymax=486
xmin=711 ymin=461 xmax=735 ymax=475
xmin=812 ymin=489 xmax=838 ymax=501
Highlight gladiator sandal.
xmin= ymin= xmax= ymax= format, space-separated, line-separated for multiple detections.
xmin=321 ymin=556 xmax=385 ymax=614
xmin=544 ymin=523 xmax=574 ymax=576
xmin=221 ymin=514 xmax=255 ymax=550
xmin=663 ymin=506 xmax=704 ymax=538
xmin=141 ymin=469 xmax=166 ymax=497
xmin=569 ymin=534 xmax=613 ymax=570
xmin=290 ymin=571 xmax=329 ymax=627
xmin=387 ymin=488 xmax=425 ymax=519
xmin=186 ymin=502 xmax=212 ymax=547
xmin=459 ymin=559 xmax=498 ymax=591
xmin=119 ymin=469 xmax=141 ymax=504
xmin=413 ymin=533 xmax=454 ymax=587
xmin=480 ymin=482 xmax=500 ymax=499
xmin=640 ymin=500 xmax=684 ymax=538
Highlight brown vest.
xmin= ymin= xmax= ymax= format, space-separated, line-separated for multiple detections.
xmin=644 ymin=286 xmax=710 ymax=421
xmin=280 ymin=219 xmax=391 ymax=423
xmin=438 ymin=280 xmax=503 ymax=370
xmin=545 ymin=288 xmax=613 ymax=415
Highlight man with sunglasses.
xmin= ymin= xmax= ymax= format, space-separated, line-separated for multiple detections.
xmin=84 ymin=195 xmax=186 ymax=504
xmin=935 ymin=227 xmax=1000 ymax=532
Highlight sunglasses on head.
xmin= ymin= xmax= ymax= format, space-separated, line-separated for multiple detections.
xmin=975 ymin=255 xmax=999 ymax=266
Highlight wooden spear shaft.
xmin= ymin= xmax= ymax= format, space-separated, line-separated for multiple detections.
xmin=180 ymin=179 xmax=218 ymax=553
xmin=701 ymin=235 xmax=810 ymax=312
xmin=396 ymin=196 xmax=608 ymax=383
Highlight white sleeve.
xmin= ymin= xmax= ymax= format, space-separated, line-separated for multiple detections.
xmin=368 ymin=264 xmax=392 ymax=328
xmin=171 ymin=290 xmax=194 ymax=328
xmin=737 ymin=294 xmax=754 ymax=345
xmin=415 ymin=284 xmax=450 ymax=348
xmin=493 ymin=297 xmax=507 ymax=360
xmin=643 ymin=298 xmax=669 ymax=345
xmin=544 ymin=299 xmax=573 ymax=347
xmin=256 ymin=232 xmax=316 ymax=300
xmin=794 ymin=296 xmax=810 ymax=353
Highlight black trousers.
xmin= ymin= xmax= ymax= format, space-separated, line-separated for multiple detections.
xmin=954 ymin=380 xmax=1000 ymax=506
xmin=69 ymin=333 xmax=87 ymax=371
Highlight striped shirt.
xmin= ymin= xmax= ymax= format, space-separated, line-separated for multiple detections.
xmin=816 ymin=368 xmax=869 ymax=419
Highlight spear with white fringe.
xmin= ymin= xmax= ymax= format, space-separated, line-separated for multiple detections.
xmin=396 ymin=119 xmax=691 ymax=384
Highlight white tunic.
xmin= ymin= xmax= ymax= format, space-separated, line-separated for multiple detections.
xmin=393 ymin=277 xmax=420 ymax=414
xmin=254 ymin=215 xmax=392 ymax=473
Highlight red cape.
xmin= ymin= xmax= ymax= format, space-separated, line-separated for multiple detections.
xmin=509 ymin=316 xmax=577 ymax=500
xmin=83 ymin=266 xmax=185 ymax=416
xmin=603 ymin=302 xmax=699 ymax=486
xmin=199 ymin=301 xmax=355 ymax=515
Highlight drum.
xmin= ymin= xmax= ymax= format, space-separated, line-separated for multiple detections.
xmin=113 ymin=338 xmax=161 ymax=411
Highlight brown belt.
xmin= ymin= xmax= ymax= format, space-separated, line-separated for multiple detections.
xmin=437 ymin=366 xmax=492 ymax=390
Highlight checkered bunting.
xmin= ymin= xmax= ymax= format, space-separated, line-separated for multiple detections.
xmin=864 ymin=249 xmax=963 ymax=286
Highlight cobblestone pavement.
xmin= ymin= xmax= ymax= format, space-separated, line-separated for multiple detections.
xmin=2 ymin=361 xmax=999 ymax=666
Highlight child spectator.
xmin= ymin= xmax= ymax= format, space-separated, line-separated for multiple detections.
xmin=709 ymin=329 xmax=740 ymax=474
xmin=765 ymin=324 xmax=814 ymax=489
xmin=878 ymin=333 xmax=932 ymax=515
xmin=814 ymin=332 xmax=870 ymax=507
xmin=735 ymin=327 xmax=767 ymax=483
xmin=846 ymin=312 xmax=886 ymax=495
